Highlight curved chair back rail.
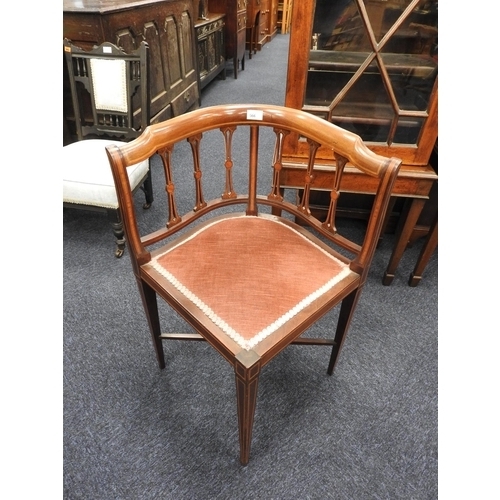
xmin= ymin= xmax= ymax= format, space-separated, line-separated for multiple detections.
xmin=109 ymin=104 xmax=386 ymax=173
xmin=106 ymin=104 xmax=401 ymax=464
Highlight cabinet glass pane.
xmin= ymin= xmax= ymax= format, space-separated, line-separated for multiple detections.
xmin=304 ymin=0 xmax=437 ymax=145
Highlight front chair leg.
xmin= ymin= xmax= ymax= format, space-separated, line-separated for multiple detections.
xmin=328 ymin=288 xmax=361 ymax=375
xmin=136 ymin=279 xmax=165 ymax=369
xmin=107 ymin=209 xmax=126 ymax=258
xmin=234 ymin=351 xmax=261 ymax=465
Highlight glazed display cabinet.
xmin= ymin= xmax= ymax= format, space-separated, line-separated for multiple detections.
xmin=281 ymin=0 xmax=438 ymax=283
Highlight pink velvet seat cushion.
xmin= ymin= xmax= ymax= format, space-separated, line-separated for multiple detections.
xmin=150 ymin=215 xmax=352 ymax=350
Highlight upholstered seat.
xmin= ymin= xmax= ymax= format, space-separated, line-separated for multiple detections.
xmin=63 ymin=139 xmax=150 ymax=209
xmin=147 ymin=214 xmax=355 ymax=351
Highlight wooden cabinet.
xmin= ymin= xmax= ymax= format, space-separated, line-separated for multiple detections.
xmin=63 ymin=0 xmax=200 ymax=140
xmin=246 ymin=0 xmax=261 ymax=57
xmin=208 ymin=0 xmax=247 ymax=78
xmin=281 ymin=0 xmax=438 ymax=280
xmin=255 ymin=0 xmax=269 ymax=49
xmin=195 ymin=13 xmax=226 ymax=89
xmin=246 ymin=0 xmax=278 ymax=54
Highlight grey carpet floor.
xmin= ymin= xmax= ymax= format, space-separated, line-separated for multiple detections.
xmin=63 ymin=33 xmax=438 ymax=499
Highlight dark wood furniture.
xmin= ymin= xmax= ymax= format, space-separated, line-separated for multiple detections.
xmin=195 ymin=13 xmax=226 ymax=89
xmin=246 ymin=0 xmax=278 ymax=55
xmin=63 ymin=0 xmax=200 ymax=142
xmin=281 ymin=0 xmax=438 ymax=284
xmin=267 ymin=0 xmax=278 ymax=42
xmin=390 ymin=138 xmax=437 ymax=285
xmin=408 ymin=212 xmax=437 ymax=286
xmin=246 ymin=0 xmax=261 ymax=58
xmin=63 ymin=40 xmax=153 ymax=258
xmin=106 ymin=103 xmax=401 ymax=464
xmin=208 ymin=0 xmax=247 ymax=78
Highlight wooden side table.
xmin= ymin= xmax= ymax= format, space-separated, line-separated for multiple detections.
xmin=383 ymin=140 xmax=438 ymax=286
xmin=408 ymin=214 xmax=438 ymax=287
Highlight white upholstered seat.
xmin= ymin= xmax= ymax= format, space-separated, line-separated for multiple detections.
xmin=63 ymin=139 xmax=149 ymax=210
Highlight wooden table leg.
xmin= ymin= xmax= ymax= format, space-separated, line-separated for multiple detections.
xmin=408 ymin=214 xmax=438 ymax=287
xmin=382 ymin=198 xmax=426 ymax=285
xmin=378 ymin=196 xmax=397 ymax=247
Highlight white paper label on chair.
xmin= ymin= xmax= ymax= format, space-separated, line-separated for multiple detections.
xmin=247 ymin=110 xmax=263 ymax=121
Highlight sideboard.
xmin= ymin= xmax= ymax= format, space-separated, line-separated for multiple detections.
xmin=195 ymin=12 xmax=226 ymax=89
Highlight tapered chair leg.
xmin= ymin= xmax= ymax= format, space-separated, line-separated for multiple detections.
xmin=328 ymin=289 xmax=361 ymax=375
xmin=137 ymin=279 xmax=166 ymax=369
xmin=234 ymin=351 xmax=261 ymax=465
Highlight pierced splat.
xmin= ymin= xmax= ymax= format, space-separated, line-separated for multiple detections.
xmin=220 ymin=126 xmax=238 ymax=199
xmin=268 ymin=128 xmax=289 ymax=202
xmin=322 ymin=154 xmax=348 ymax=234
xmin=187 ymin=134 xmax=207 ymax=211
xmin=297 ymin=138 xmax=320 ymax=215
xmin=158 ymin=145 xmax=181 ymax=228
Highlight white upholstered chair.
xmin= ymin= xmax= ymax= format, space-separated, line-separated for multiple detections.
xmin=63 ymin=39 xmax=153 ymax=257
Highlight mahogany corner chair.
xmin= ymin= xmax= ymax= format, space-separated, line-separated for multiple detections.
xmin=63 ymin=39 xmax=153 ymax=258
xmin=106 ymin=104 xmax=401 ymax=464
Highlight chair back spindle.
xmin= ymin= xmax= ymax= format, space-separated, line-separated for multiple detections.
xmin=221 ymin=126 xmax=238 ymax=200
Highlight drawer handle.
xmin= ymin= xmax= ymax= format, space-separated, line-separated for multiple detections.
xmin=184 ymin=92 xmax=190 ymax=102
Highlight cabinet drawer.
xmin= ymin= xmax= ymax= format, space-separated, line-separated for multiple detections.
xmin=151 ymin=103 xmax=173 ymax=124
xmin=63 ymin=14 xmax=101 ymax=45
xmin=196 ymin=17 xmax=225 ymax=39
xmin=171 ymin=81 xmax=200 ymax=116
xmin=238 ymin=0 xmax=247 ymax=11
